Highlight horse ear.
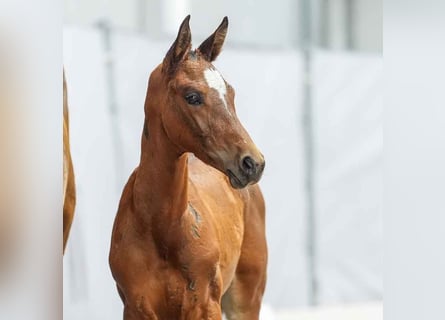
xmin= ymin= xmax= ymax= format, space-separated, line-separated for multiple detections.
xmin=163 ymin=15 xmax=192 ymax=76
xmin=198 ymin=16 xmax=228 ymax=62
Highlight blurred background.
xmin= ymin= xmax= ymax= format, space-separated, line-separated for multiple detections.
xmin=63 ymin=0 xmax=382 ymax=319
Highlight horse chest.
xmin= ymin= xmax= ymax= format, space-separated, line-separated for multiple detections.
xmin=144 ymin=210 xmax=240 ymax=309
xmin=182 ymin=200 xmax=244 ymax=285
xmin=139 ymin=252 xmax=222 ymax=319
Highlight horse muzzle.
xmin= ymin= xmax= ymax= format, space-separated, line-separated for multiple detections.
xmin=226 ymin=154 xmax=265 ymax=189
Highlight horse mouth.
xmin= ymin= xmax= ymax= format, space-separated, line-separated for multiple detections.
xmin=227 ymin=169 xmax=247 ymax=189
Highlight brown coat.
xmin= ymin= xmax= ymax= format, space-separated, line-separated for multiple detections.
xmin=63 ymin=71 xmax=76 ymax=253
xmin=109 ymin=16 xmax=267 ymax=320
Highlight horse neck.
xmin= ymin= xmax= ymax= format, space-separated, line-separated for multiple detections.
xmin=133 ymin=107 xmax=189 ymax=226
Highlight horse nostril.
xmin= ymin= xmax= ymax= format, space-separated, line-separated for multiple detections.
xmin=241 ymin=156 xmax=256 ymax=175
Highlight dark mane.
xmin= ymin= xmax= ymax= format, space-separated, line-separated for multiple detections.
xmin=188 ymin=50 xmax=198 ymax=60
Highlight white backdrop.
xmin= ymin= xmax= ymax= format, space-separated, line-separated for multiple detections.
xmin=63 ymin=25 xmax=382 ymax=319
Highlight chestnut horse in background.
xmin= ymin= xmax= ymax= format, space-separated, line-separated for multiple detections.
xmin=63 ymin=71 xmax=76 ymax=253
xmin=109 ymin=16 xmax=267 ymax=319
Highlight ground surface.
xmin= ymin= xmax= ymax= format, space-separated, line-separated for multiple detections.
xmin=259 ymin=302 xmax=382 ymax=320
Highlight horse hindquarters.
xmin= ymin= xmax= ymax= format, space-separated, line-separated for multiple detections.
xmin=221 ymin=185 xmax=267 ymax=320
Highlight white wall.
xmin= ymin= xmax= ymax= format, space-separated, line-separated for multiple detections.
xmin=355 ymin=0 xmax=382 ymax=51
xmin=64 ymin=0 xmax=299 ymax=47
xmin=317 ymin=0 xmax=382 ymax=51
xmin=64 ymin=0 xmax=382 ymax=51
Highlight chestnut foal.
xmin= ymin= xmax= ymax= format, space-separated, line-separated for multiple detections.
xmin=109 ymin=16 xmax=267 ymax=320
xmin=63 ymin=70 xmax=76 ymax=253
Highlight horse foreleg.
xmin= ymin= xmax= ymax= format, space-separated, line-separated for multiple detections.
xmin=117 ymin=284 xmax=126 ymax=304
xmin=221 ymin=268 xmax=267 ymax=320
xmin=221 ymin=235 xmax=267 ymax=319
xmin=222 ymin=188 xmax=267 ymax=320
xmin=123 ymin=300 xmax=158 ymax=320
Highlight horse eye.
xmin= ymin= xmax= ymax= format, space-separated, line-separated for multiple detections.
xmin=185 ymin=92 xmax=202 ymax=106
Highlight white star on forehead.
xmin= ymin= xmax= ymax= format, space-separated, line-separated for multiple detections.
xmin=203 ymin=67 xmax=230 ymax=113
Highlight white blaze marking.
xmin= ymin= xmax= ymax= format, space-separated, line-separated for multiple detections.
xmin=204 ymin=68 xmax=229 ymax=113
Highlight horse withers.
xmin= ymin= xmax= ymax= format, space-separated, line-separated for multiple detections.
xmin=109 ymin=16 xmax=267 ymax=320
